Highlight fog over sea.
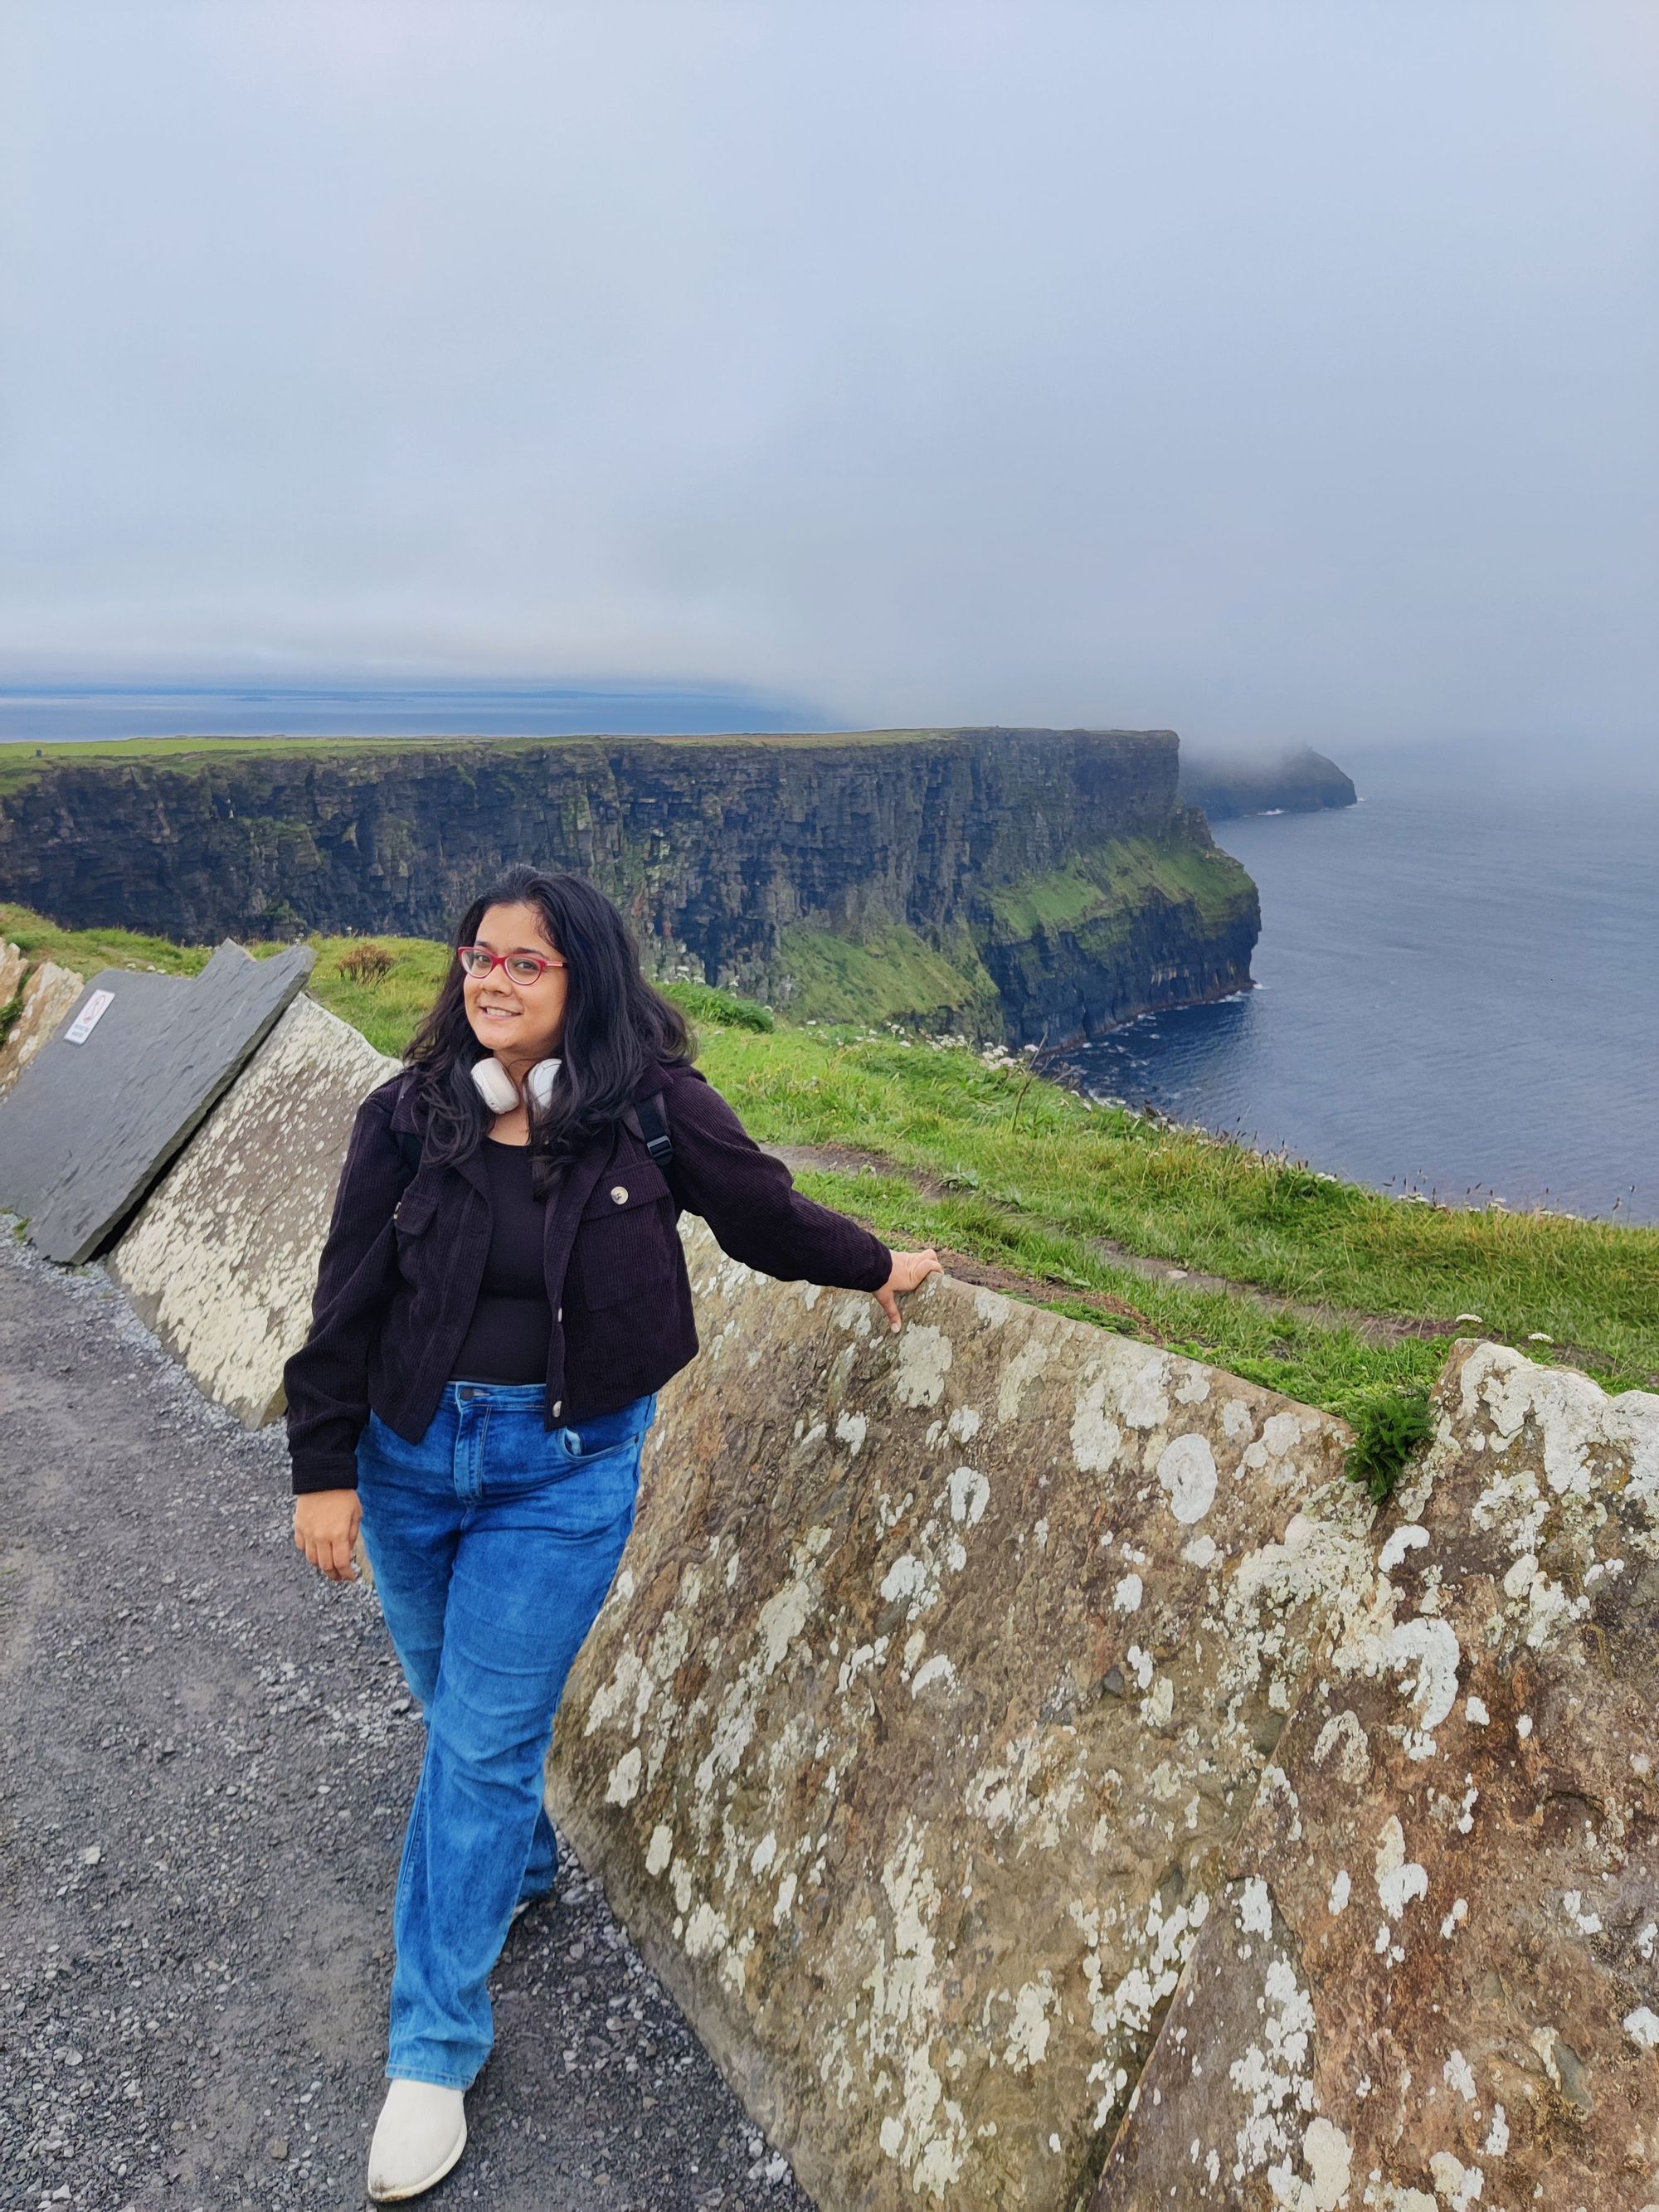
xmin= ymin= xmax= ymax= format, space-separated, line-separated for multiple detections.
xmin=1049 ymin=741 xmax=1659 ymax=1228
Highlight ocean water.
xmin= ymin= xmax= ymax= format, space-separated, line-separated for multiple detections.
xmin=0 ymin=681 xmax=830 ymax=741
xmin=1048 ymin=743 xmax=1659 ymax=1226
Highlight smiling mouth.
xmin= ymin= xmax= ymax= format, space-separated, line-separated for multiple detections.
xmin=479 ymin=1005 xmax=519 ymax=1019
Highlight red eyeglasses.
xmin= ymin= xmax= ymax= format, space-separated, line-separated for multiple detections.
xmin=456 ymin=945 xmax=567 ymax=984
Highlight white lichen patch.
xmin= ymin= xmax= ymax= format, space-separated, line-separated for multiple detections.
xmin=995 ymin=1336 xmax=1051 ymax=1422
xmin=849 ymin=1822 xmax=971 ymax=2196
xmin=911 ymin=1653 xmax=957 ymax=1699
xmin=1427 ymin=2150 xmax=1485 ymax=2210
xmin=1374 ymin=1816 xmax=1428 ymax=1919
xmin=834 ymin=1411 xmax=868 ymax=1454
xmin=1225 ymin=1952 xmax=1318 ymax=2190
xmin=1300 ymin=2115 xmax=1352 ymax=2210
xmin=1157 ymin=1433 xmax=1219 ymax=1524
xmin=1443 ymin=2047 xmax=1477 ymax=2103
xmin=894 ymin=1324 xmax=952 ymax=1407
xmin=1382 ymin=1615 xmax=1462 ymax=1752
xmin=1223 ymin=1398 xmax=1256 ymax=1441
xmin=1238 ymin=1878 xmax=1275 ymax=1938
xmin=947 ymin=1465 xmax=990 ymax=1526
xmin=1378 ymin=1524 xmax=1430 ymax=1573
xmin=1073 ymin=1887 xmax=1210 ymax=2127
xmin=1070 ymin=1375 xmax=1125 ymax=1475
xmin=1262 ymin=1411 xmax=1302 ymax=1459
xmin=1120 ymin=1351 xmax=1175 ymax=1432
xmin=1113 ymin=1573 xmax=1144 ymax=1613
xmin=605 ymin=1747 xmax=643 ymax=1806
xmin=1004 ymin=1978 xmax=1058 ymax=2071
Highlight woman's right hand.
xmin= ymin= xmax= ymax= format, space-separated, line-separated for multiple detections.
xmin=293 ymin=1489 xmax=363 ymax=1583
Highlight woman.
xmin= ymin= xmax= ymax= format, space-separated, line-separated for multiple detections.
xmin=285 ymin=863 xmax=940 ymax=2202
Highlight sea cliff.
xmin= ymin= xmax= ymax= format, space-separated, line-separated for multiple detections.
xmin=0 ymin=727 xmax=1258 ymax=1046
xmin=1177 ymin=743 xmax=1357 ymax=819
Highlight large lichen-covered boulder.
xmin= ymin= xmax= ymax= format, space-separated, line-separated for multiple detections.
xmin=109 ymin=993 xmax=398 ymax=1425
xmin=1092 ymin=1341 xmax=1659 ymax=2212
xmin=552 ymin=1221 xmax=1365 ymax=2210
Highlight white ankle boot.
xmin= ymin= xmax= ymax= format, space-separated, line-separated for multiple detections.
xmin=367 ymin=2078 xmax=468 ymax=2201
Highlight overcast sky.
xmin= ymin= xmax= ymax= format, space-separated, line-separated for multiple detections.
xmin=2 ymin=1 xmax=1655 ymax=750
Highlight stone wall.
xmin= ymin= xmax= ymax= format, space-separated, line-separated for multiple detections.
xmin=549 ymin=1222 xmax=1368 ymax=2209
xmin=1092 ymin=1339 xmax=1659 ymax=2212
xmin=109 ymin=994 xmax=398 ymax=1424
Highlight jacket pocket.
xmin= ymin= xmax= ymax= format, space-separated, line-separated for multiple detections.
xmin=392 ymin=1188 xmax=439 ymax=1237
xmin=572 ymin=1164 xmax=676 ymax=1311
xmin=391 ymin=1188 xmax=440 ymax=1289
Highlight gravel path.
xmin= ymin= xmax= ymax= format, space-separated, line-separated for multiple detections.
xmin=0 ymin=1228 xmax=815 ymax=2212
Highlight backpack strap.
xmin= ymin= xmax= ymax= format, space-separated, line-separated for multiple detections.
xmin=621 ymin=1089 xmax=677 ymax=1199
xmin=634 ymin=1090 xmax=674 ymax=1170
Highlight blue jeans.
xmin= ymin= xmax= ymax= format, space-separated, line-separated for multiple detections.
xmin=355 ymin=1379 xmax=654 ymax=2090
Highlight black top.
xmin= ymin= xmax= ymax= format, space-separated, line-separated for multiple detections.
xmin=283 ymin=1060 xmax=893 ymax=1494
xmin=448 ymin=1138 xmax=551 ymax=1384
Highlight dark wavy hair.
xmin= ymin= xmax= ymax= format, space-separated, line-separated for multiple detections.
xmin=403 ymin=864 xmax=693 ymax=1198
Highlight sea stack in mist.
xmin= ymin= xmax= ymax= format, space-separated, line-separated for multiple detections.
xmin=1177 ymin=744 xmax=1358 ymax=820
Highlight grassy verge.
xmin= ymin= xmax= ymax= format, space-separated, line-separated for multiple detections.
xmin=5 ymin=900 xmax=1652 ymax=1420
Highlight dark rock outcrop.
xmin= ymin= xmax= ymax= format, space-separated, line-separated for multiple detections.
xmin=0 ymin=727 xmax=1259 ymax=1045
xmin=1178 ymin=743 xmax=1358 ymax=819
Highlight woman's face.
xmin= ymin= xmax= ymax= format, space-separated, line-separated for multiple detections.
xmin=461 ymin=899 xmax=569 ymax=1073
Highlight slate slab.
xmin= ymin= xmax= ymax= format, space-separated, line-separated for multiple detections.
xmin=1092 ymin=1340 xmax=1659 ymax=2212
xmin=0 ymin=940 xmax=314 ymax=1262
xmin=550 ymin=1222 xmax=1366 ymax=2210
xmin=109 ymin=991 xmax=399 ymax=1425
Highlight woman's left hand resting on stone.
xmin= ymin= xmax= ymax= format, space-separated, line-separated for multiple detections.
xmin=874 ymin=1247 xmax=942 ymax=1331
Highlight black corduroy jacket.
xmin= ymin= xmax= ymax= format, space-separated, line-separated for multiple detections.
xmin=282 ymin=1057 xmax=892 ymax=1495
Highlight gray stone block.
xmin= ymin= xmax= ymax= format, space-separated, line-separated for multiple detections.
xmin=551 ymin=1225 xmax=1366 ymax=2210
xmin=0 ymin=940 xmax=314 ymax=1262
xmin=109 ymin=992 xmax=400 ymax=1425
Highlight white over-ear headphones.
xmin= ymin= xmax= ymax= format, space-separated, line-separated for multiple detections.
xmin=471 ymin=1056 xmax=562 ymax=1114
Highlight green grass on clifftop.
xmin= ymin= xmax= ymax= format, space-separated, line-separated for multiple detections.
xmin=984 ymin=836 xmax=1249 ymax=940
xmin=5 ymin=900 xmax=1653 ymax=1423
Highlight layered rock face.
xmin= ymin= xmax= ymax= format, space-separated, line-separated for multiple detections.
xmin=0 ymin=728 xmax=1258 ymax=1044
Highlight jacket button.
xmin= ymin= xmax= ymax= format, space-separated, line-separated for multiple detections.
xmin=552 ymin=1399 xmax=562 ymax=1418
xmin=610 ymin=1185 xmax=629 ymax=1204
xmin=556 ymin=1305 xmax=563 ymax=1323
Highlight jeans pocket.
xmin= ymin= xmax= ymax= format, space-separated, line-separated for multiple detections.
xmin=562 ymin=1393 xmax=657 ymax=1462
